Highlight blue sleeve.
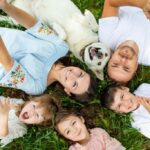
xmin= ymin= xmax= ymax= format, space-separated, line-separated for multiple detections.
xmin=25 ymin=20 xmax=69 ymax=48
xmin=0 ymin=60 xmax=45 ymax=95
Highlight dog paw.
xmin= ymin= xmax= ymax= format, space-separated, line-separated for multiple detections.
xmin=84 ymin=9 xmax=98 ymax=32
xmin=52 ymin=22 xmax=67 ymax=40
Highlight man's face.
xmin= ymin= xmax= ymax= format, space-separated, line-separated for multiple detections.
xmin=107 ymin=41 xmax=138 ymax=83
xmin=110 ymin=87 xmax=139 ymax=113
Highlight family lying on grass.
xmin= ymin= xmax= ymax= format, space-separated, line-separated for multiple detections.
xmin=0 ymin=0 xmax=150 ymax=149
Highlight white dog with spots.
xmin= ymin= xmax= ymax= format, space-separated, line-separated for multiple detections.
xmin=6 ymin=0 xmax=110 ymax=80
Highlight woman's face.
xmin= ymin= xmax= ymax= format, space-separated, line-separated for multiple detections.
xmin=59 ymin=66 xmax=90 ymax=95
xmin=19 ymin=101 xmax=47 ymax=124
xmin=57 ymin=115 xmax=89 ymax=142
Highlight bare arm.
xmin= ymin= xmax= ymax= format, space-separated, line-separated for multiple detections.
xmin=109 ymin=0 xmax=147 ymax=8
xmin=109 ymin=0 xmax=150 ymax=19
xmin=0 ymin=37 xmax=14 ymax=72
xmin=102 ymin=0 xmax=118 ymax=18
xmin=0 ymin=99 xmax=10 ymax=137
xmin=0 ymin=112 xmax=9 ymax=137
xmin=0 ymin=0 xmax=37 ymax=29
xmin=0 ymin=98 xmax=17 ymax=137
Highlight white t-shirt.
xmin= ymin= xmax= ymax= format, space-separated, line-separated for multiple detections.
xmin=99 ymin=6 xmax=150 ymax=66
xmin=0 ymin=96 xmax=27 ymax=147
xmin=131 ymin=83 xmax=150 ymax=138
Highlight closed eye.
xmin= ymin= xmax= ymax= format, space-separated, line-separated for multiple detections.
xmin=66 ymin=130 xmax=70 ymax=135
xmin=111 ymin=63 xmax=119 ymax=68
xmin=79 ymin=72 xmax=84 ymax=78
xmin=73 ymin=81 xmax=77 ymax=88
xmin=72 ymin=121 xmax=76 ymax=126
xmin=123 ymin=67 xmax=130 ymax=72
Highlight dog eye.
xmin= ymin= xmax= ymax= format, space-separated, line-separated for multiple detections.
xmin=105 ymin=53 xmax=108 ymax=57
xmin=98 ymin=62 xmax=101 ymax=66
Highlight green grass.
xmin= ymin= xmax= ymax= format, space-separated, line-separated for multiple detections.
xmin=0 ymin=0 xmax=150 ymax=150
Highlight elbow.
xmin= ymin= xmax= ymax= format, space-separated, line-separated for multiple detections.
xmin=109 ymin=0 xmax=115 ymax=7
xmin=0 ymin=130 xmax=9 ymax=137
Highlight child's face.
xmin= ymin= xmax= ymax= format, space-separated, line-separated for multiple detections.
xmin=57 ymin=115 xmax=89 ymax=142
xmin=19 ymin=101 xmax=47 ymax=124
xmin=110 ymin=87 xmax=139 ymax=113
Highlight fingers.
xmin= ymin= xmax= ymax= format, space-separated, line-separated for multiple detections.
xmin=144 ymin=11 xmax=150 ymax=19
xmin=0 ymin=97 xmax=17 ymax=109
xmin=0 ymin=97 xmax=10 ymax=107
xmin=143 ymin=0 xmax=150 ymax=19
xmin=140 ymin=99 xmax=150 ymax=113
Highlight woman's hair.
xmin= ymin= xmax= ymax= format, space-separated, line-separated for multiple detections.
xmin=101 ymin=85 xmax=122 ymax=109
xmin=29 ymin=94 xmax=60 ymax=126
xmin=54 ymin=55 xmax=97 ymax=103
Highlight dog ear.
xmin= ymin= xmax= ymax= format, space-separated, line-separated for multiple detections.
xmin=93 ymin=69 xmax=104 ymax=80
xmin=80 ymin=48 xmax=85 ymax=60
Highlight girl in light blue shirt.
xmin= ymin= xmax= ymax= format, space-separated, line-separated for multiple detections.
xmin=0 ymin=0 xmax=96 ymax=102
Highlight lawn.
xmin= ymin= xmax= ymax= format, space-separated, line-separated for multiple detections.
xmin=0 ymin=0 xmax=150 ymax=150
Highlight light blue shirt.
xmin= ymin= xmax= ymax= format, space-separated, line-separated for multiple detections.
xmin=0 ymin=20 xmax=69 ymax=95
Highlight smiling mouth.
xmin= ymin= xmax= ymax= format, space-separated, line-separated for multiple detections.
xmin=76 ymin=129 xmax=81 ymax=137
xmin=22 ymin=112 xmax=29 ymax=119
xmin=88 ymin=47 xmax=103 ymax=60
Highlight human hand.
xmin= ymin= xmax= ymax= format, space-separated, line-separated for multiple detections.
xmin=142 ymin=0 xmax=150 ymax=19
xmin=0 ymin=0 xmax=7 ymax=10
xmin=138 ymin=97 xmax=150 ymax=113
xmin=0 ymin=98 xmax=16 ymax=115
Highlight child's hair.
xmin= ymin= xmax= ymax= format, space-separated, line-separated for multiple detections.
xmin=28 ymin=94 xmax=59 ymax=126
xmin=0 ymin=86 xmax=29 ymax=101
xmin=101 ymin=85 xmax=122 ymax=109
